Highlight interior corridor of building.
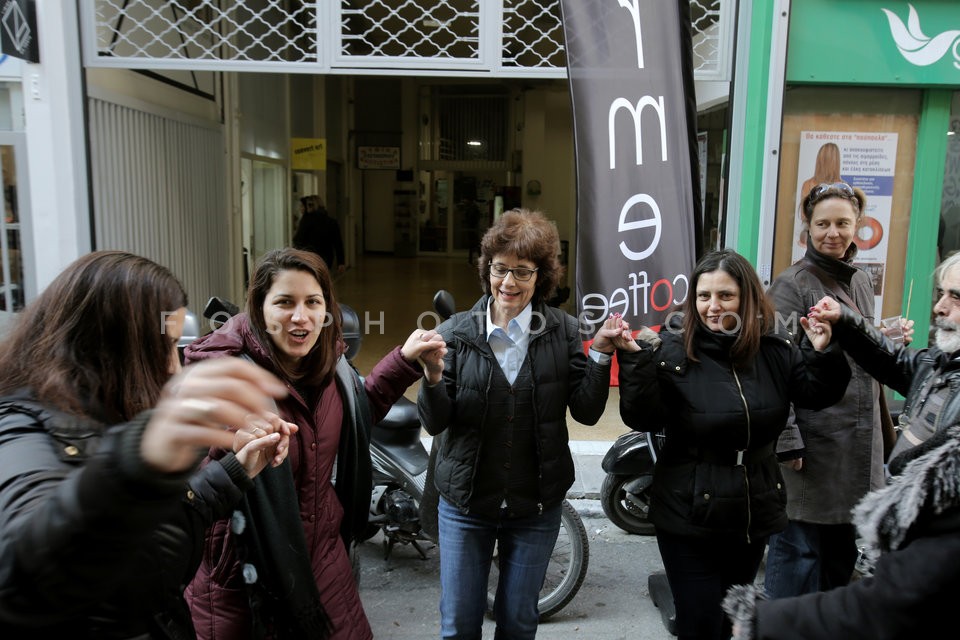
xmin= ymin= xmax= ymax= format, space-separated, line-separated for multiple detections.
xmin=335 ymin=255 xmax=625 ymax=441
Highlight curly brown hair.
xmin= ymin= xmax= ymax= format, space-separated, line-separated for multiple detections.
xmin=477 ymin=208 xmax=564 ymax=304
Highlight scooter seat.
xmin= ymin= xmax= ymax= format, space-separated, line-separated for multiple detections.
xmin=374 ymin=396 xmax=421 ymax=435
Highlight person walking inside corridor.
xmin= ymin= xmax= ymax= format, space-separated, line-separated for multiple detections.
xmin=294 ymin=194 xmax=346 ymax=273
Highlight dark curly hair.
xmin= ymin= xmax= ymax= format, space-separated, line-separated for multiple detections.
xmin=477 ymin=208 xmax=564 ymax=304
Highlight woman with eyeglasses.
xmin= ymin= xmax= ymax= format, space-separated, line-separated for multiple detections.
xmin=418 ymin=208 xmax=620 ymax=639
xmin=763 ymin=182 xmax=914 ymax=601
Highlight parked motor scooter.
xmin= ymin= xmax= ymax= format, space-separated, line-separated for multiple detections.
xmin=599 ymin=429 xmax=661 ymax=535
xmin=431 ymin=289 xmax=590 ymax=620
xmin=601 ymin=425 xmax=676 ymax=634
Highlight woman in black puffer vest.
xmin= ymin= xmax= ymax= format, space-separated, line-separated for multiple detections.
xmin=419 ymin=209 xmax=618 ymax=640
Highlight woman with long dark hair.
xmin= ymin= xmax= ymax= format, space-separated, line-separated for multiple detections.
xmin=0 ymin=250 xmax=293 ymax=638
xmin=614 ymin=249 xmax=851 ymax=640
xmin=185 ymin=248 xmax=444 ymax=639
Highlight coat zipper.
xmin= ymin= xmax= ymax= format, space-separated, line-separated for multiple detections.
xmin=732 ymin=366 xmax=752 ymax=544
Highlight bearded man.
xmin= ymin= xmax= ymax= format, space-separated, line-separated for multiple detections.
xmin=807 ymin=250 xmax=960 ymax=474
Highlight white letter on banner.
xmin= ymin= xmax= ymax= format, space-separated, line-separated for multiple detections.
xmin=619 ymin=194 xmax=662 ymax=260
xmin=617 ymin=0 xmax=644 ymax=69
xmin=608 ymin=96 xmax=668 ymax=169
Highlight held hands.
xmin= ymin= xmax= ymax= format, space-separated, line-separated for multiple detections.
xmin=141 ymin=358 xmax=289 ymax=474
xmin=799 ymin=313 xmax=832 ymax=351
xmin=232 ymin=413 xmax=299 ymax=478
xmin=401 ymin=328 xmax=447 ymax=386
xmin=591 ymin=314 xmax=649 ymax=354
xmin=808 ymin=296 xmax=841 ymax=324
xmin=784 ymin=458 xmax=803 ymax=471
xmin=810 ymin=295 xmax=915 ymax=346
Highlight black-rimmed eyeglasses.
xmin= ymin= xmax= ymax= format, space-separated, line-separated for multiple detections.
xmin=490 ymin=263 xmax=539 ymax=281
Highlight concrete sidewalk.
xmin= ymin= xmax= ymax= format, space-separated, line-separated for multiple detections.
xmin=568 ymin=440 xmax=610 ymax=499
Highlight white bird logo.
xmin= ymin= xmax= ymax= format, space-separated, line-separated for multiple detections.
xmin=881 ymin=4 xmax=960 ymax=68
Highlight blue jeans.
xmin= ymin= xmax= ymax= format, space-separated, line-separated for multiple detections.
xmin=764 ymin=520 xmax=858 ymax=598
xmin=437 ymin=497 xmax=562 ymax=640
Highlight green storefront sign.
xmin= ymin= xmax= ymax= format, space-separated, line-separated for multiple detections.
xmin=788 ymin=0 xmax=960 ymax=86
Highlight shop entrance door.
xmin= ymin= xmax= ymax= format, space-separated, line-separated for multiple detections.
xmin=418 ymin=170 xmax=510 ymax=258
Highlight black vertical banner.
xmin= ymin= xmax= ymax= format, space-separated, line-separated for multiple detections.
xmin=561 ymin=0 xmax=701 ymax=336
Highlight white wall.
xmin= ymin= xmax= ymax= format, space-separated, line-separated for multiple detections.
xmin=24 ymin=2 xmax=90 ymax=291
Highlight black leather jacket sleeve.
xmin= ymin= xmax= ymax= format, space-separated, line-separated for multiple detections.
xmin=833 ymin=304 xmax=919 ymax=397
xmin=0 ymin=408 xmax=247 ymax=627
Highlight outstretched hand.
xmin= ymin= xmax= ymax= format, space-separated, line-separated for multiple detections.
xmin=880 ymin=317 xmax=916 ymax=346
xmin=142 ymin=358 xmax=289 ymax=474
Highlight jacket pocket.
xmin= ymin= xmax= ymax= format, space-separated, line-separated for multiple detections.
xmin=689 ymin=463 xmax=750 ymax=532
xmin=204 ymin=517 xmax=241 ymax=587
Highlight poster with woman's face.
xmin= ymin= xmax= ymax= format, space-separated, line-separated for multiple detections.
xmin=793 ymin=131 xmax=899 ymax=313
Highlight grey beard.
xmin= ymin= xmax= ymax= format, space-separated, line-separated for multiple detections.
xmin=935 ymin=323 xmax=960 ymax=354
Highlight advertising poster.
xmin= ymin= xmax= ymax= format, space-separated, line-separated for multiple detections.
xmin=792 ymin=131 xmax=899 ymax=313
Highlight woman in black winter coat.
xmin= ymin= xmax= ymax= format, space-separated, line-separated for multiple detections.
xmin=613 ymin=249 xmax=851 ymax=640
xmin=0 ymin=251 xmax=294 ymax=639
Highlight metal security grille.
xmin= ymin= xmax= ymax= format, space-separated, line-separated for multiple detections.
xmin=90 ymin=0 xmax=320 ymax=64
xmin=340 ymin=0 xmax=480 ymax=60
xmin=83 ymin=0 xmax=733 ymax=80
xmin=502 ymin=0 xmax=564 ymax=69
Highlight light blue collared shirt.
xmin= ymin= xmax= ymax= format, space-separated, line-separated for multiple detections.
xmin=485 ymin=300 xmax=610 ymax=384
xmin=486 ymin=300 xmax=532 ymax=385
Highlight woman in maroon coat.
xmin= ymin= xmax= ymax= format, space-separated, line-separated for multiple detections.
xmin=185 ymin=249 xmax=444 ymax=640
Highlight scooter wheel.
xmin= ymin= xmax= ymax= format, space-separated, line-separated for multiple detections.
xmin=486 ymin=499 xmax=589 ymax=620
xmin=600 ymin=474 xmax=656 ymax=535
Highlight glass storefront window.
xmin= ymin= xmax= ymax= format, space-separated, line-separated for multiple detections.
xmin=0 ymin=143 xmax=22 ymax=312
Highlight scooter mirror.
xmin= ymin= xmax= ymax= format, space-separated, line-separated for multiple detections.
xmin=433 ymin=290 xmax=456 ymax=321
xmin=177 ymin=309 xmax=201 ymax=365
